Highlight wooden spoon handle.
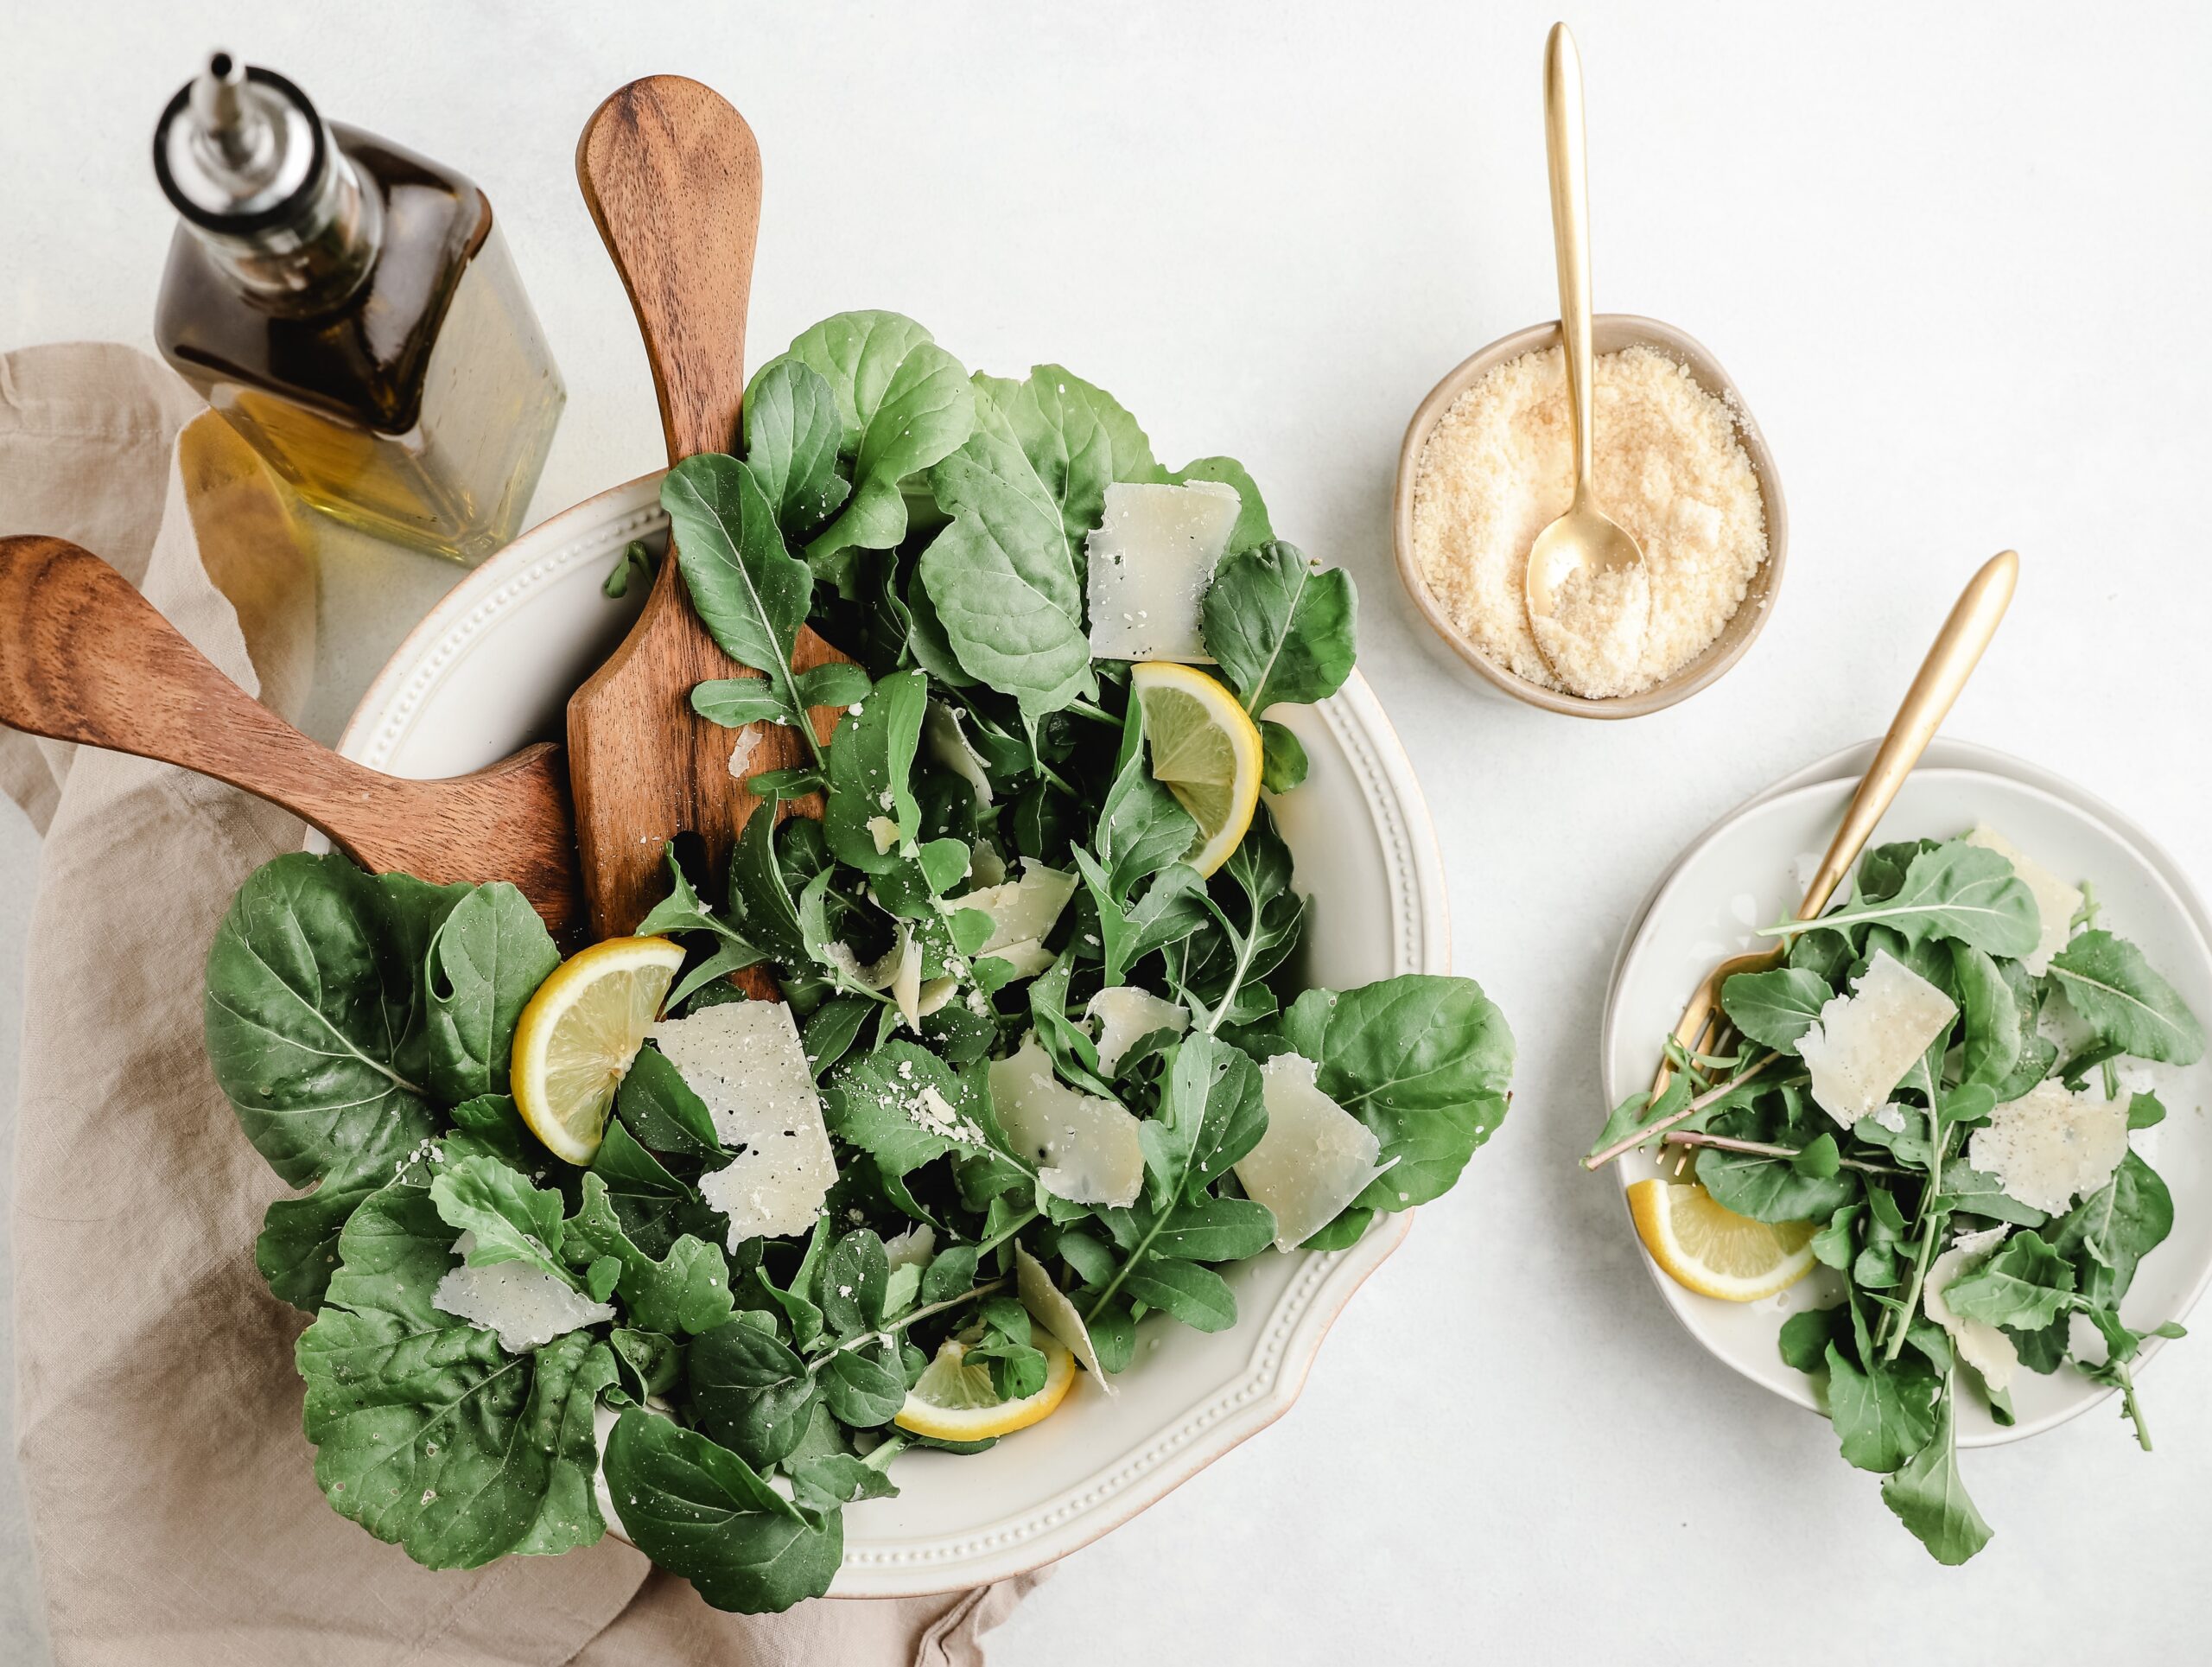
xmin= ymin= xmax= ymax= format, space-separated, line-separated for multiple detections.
xmin=0 ymin=535 xmax=583 ymax=931
xmin=576 ymin=74 xmax=759 ymax=464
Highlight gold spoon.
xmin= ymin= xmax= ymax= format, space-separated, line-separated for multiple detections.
xmin=1584 ymin=550 xmax=2021 ymax=1170
xmin=1524 ymin=22 xmax=1644 ymax=664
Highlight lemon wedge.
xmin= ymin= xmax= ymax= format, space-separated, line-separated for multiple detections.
xmin=894 ymin=1334 xmax=1077 ymax=1441
xmin=1627 ymin=1179 xmax=1815 ymax=1301
xmin=509 ymin=936 xmax=684 ymax=1163
xmin=1130 ymin=661 xmax=1262 ymax=877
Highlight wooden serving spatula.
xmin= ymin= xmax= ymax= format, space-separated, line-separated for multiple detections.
xmin=0 ymin=532 xmax=585 ymax=930
xmin=569 ymin=76 xmax=852 ymax=993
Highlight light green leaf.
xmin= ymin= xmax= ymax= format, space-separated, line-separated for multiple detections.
xmin=2047 ymin=930 xmax=2207 ymax=1065
xmin=976 ymin=365 xmax=1157 ymax=545
xmin=1199 ymin=541 xmax=1356 ymax=716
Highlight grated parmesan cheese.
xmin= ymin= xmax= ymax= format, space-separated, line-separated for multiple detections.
xmin=986 ymin=1033 xmax=1143 ymax=1207
xmin=1967 ymin=1078 xmax=2129 ymax=1215
xmin=1084 ymin=480 xmax=1241 ymax=663
xmin=652 ymin=1003 xmax=839 ymax=1244
xmin=1796 ymin=951 xmax=1957 ymax=1127
xmin=1084 ymin=985 xmax=1189 ymax=1077
xmin=1408 ymin=344 xmax=1767 ymax=699
xmin=1235 ymin=1053 xmax=1387 ymax=1252
xmin=1966 ymin=825 xmax=2082 ymax=975
xmin=1924 ymin=1224 xmax=2018 ymax=1393
xmin=433 ymin=1231 xmax=615 ymax=1355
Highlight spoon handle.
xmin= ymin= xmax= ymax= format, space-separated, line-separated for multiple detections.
xmin=1543 ymin=22 xmax=1597 ymax=499
xmin=1794 ymin=550 xmax=2020 ymax=919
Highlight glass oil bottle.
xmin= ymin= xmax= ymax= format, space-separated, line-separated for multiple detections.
xmin=152 ymin=53 xmax=564 ymax=564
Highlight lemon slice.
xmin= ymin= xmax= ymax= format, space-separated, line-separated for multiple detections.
xmin=893 ymin=1334 xmax=1077 ymax=1441
xmin=509 ymin=936 xmax=685 ymax=1163
xmin=1627 ymin=1179 xmax=1816 ymax=1301
xmin=1130 ymin=662 xmax=1263 ymax=877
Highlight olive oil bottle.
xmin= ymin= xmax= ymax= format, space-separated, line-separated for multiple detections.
xmin=153 ymin=53 xmax=563 ymax=563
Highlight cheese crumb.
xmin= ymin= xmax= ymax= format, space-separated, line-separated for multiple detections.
xmin=1408 ymin=344 xmax=1767 ymax=698
xmin=652 ymin=1003 xmax=839 ymax=1244
xmin=1236 ymin=1053 xmax=1387 ymax=1252
xmin=1796 ymin=951 xmax=1957 ymax=1127
xmin=1966 ymin=825 xmax=2082 ymax=975
xmin=1967 ymin=1079 xmax=2129 ymax=1215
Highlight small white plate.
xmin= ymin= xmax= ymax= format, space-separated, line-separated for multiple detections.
xmin=1604 ymin=766 xmax=2212 ymax=1445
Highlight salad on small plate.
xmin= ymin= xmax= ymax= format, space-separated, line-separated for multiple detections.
xmin=1597 ymin=767 xmax=2211 ymax=1564
xmin=203 ymin=313 xmax=1516 ymax=1613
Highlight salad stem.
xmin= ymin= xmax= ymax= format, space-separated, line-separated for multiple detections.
xmin=804 ymin=1278 xmax=1007 ymax=1371
xmin=974 ymin=1209 xmax=1040 ymax=1257
xmin=1881 ymin=1122 xmax=1950 ymax=1364
xmin=1659 ymin=1129 xmax=1905 ymax=1177
xmin=1584 ymin=1051 xmax=1782 ymax=1169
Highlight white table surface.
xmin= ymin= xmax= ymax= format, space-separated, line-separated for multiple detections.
xmin=6 ymin=2 xmax=2212 ymax=1660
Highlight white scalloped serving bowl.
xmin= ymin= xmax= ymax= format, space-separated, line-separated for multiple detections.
xmin=338 ymin=473 xmax=1452 ymax=1595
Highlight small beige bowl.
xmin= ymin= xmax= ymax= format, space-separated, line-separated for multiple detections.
xmin=1391 ymin=313 xmax=1788 ymax=719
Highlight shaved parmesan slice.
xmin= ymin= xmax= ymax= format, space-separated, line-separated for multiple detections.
xmin=652 ymin=1003 xmax=837 ymax=1244
xmin=987 ymin=1033 xmax=1144 ymax=1207
xmin=1084 ymin=480 xmax=1241 ymax=662
xmin=1236 ymin=1053 xmax=1388 ymax=1252
xmin=1925 ymin=1224 xmax=2018 ymax=1394
xmin=980 ymin=939 xmax=1056 ymax=980
xmin=1871 ymin=1103 xmax=1908 ymax=1134
xmin=1967 ymin=1078 xmax=2128 ymax=1215
xmin=884 ymin=1222 xmax=936 ymax=1270
xmin=727 ymin=728 xmax=766 ymax=780
xmin=1085 ymin=986 xmax=1189 ymax=1076
xmin=925 ymin=701 xmax=995 ymax=805
xmin=1014 ymin=1241 xmax=1115 ymax=1391
xmin=1796 ymin=951 xmax=1957 ymax=1127
xmin=434 ymin=1231 xmax=615 ymax=1355
xmin=867 ymin=815 xmax=902 ymax=855
xmin=1967 ymin=825 xmax=2083 ymax=974
xmin=963 ymin=863 xmax=1077 ymax=961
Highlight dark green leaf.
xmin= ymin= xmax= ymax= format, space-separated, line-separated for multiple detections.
xmin=1199 ymin=541 xmax=1357 ymax=715
xmin=1880 ymin=1390 xmax=1993 ymax=1565
xmin=1719 ymin=967 xmax=1834 ymax=1055
xmin=742 ymin=357 xmax=849 ymax=538
xmin=2047 ymin=931 xmax=2207 ymax=1065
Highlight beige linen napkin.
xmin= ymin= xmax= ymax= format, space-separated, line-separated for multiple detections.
xmin=0 ymin=342 xmax=1040 ymax=1665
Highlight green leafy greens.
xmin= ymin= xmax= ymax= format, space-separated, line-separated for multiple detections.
xmin=206 ymin=311 xmax=1515 ymax=1617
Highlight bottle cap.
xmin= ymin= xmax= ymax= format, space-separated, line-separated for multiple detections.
xmin=154 ymin=53 xmax=327 ymax=233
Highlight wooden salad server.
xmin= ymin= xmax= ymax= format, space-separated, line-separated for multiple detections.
xmin=0 ymin=533 xmax=585 ymax=930
xmin=569 ymin=75 xmax=852 ymax=989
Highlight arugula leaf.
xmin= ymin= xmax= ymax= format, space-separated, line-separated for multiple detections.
xmin=804 ymin=334 xmax=976 ymax=573
xmin=602 ymin=1407 xmax=840 ymax=1614
xmin=917 ymin=401 xmax=1092 ymax=716
xmin=2046 ymin=930 xmax=2207 ymax=1065
xmin=1199 ymin=541 xmax=1356 ymax=716
xmin=563 ymin=1174 xmax=735 ymax=1336
xmin=296 ymin=1172 xmax=613 ymax=1568
xmin=1941 ymin=1230 xmax=2076 ymax=1329
xmin=975 ymin=365 xmax=1157 ymax=546
xmin=688 ymin=1315 xmax=819 ymax=1468
xmin=822 ymin=1040 xmax=985 ymax=1179
xmin=428 ymin=1156 xmax=575 ymax=1285
xmin=819 ymin=1230 xmax=891 ymax=1337
xmin=1257 ymin=719 xmax=1308 ymax=792
xmin=1951 ymin=944 xmax=2022 ymax=1090
xmin=615 ymin=1044 xmax=728 ymax=1161
xmin=1824 ymin=1340 xmax=1939 ymax=1473
xmin=1718 ymin=966 xmax=1833 ymax=1055
xmin=205 ymin=853 xmax=452 ymax=1190
xmin=1163 ymin=455 xmax=1272 ymax=553
xmin=824 ymin=669 xmax=928 ymax=875
xmin=1879 ymin=1385 xmax=1993 ymax=1565
xmin=661 ymin=457 xmax=817 ymax=738
xmin=742 ymin=357 xmax=849 ymax=539
xmin=2045 ymin=1150 xmax=2173 ymax=1309
xmin=1262 ymin=976 xmax=1515 ymax=1209
xmin=1792 ymin=841 xmax=2040 ymax=958
xmin=1095 ymin=698 xmax=1198 ymax=903
xmin=420 ymin=882 xmax=559 ymax=1103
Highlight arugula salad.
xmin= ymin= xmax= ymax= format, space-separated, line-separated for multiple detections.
xmin=1592 ymin=828 xmax=2203 ymax=1563
xmin=204 ymin=311 xmax=1516 ymax=1614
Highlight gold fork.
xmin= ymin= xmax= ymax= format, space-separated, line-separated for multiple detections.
xmin=1584 ymin=550 xmax=2020 ymax=1172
